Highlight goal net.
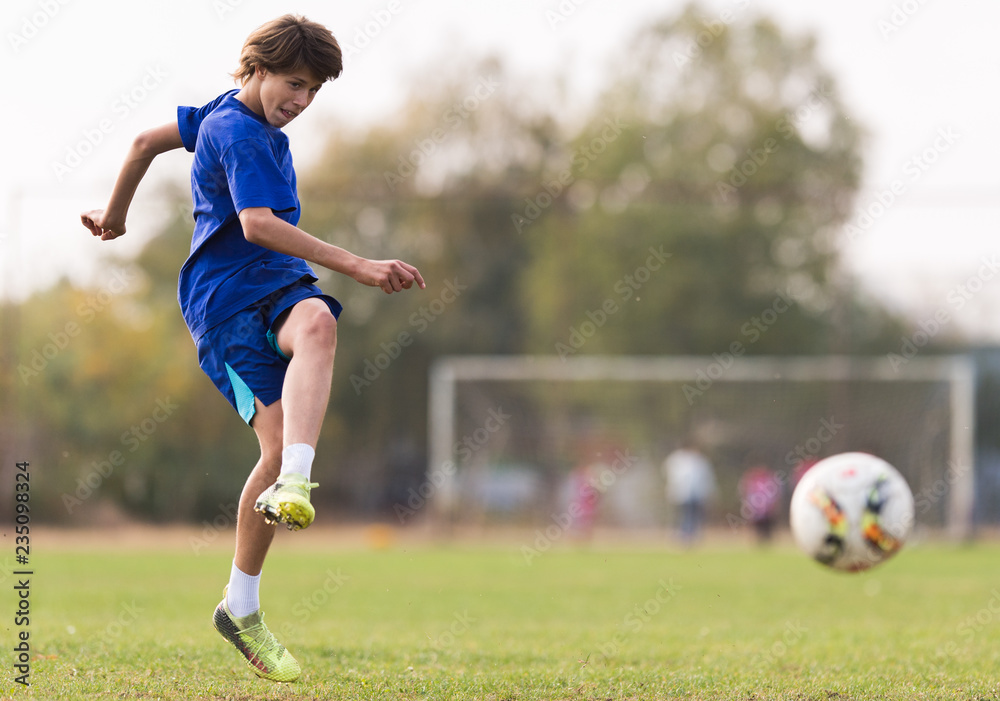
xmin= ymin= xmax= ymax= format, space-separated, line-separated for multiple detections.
xmin=425 ymin=355 xmax=975 ymax=538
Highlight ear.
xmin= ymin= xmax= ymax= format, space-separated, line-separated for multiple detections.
xmin=255 ymin=65 xmax=268 ymax=80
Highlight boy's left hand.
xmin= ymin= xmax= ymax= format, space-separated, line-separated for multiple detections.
xmin=357 ymin=258 xmax=426 ymax=294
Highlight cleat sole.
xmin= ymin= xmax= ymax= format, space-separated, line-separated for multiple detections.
xmin=255 ymin=500 xmax=314 ymax=531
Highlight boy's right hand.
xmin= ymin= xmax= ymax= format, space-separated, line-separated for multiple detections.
xmin=81 ymin=209 xmax=126 ymax=241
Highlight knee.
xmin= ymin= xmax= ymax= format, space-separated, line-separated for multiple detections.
xmin=300 ymin=308 xmax=337 ymax=351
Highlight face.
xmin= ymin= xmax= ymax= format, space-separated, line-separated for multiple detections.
xmin=255 ymin=66 xmax=324 ymax=128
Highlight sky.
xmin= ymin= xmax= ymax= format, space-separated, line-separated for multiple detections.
xmin=2 ymin=0 xmax=999 ymax=341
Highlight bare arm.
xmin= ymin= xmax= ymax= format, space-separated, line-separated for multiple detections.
xmin=81 ymin=122 xmax=184 ymax=241
xmin=239 ymin=207 xmax=425 ymax=295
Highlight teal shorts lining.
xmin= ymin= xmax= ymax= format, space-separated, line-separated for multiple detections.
xmin=266 ymin=328 xmax=292 ymax=362
xmin=224 ymin=362 xmax=258 ymax=424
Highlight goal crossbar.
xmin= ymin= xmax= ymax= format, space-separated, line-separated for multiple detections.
xmin=428 ymin=355 xmax=976 ymax=537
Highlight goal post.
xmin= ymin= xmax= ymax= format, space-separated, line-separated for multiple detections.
xmin=427 ymin=355 xmax=976 ymax=538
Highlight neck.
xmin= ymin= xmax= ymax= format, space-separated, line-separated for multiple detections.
xmin=235 ymin=80 xmax=264 ymax=117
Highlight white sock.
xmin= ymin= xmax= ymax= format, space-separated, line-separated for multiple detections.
xmin=227 ymin=562 xmax=260 ymax=618
xmin=281 ymin=443 xmax=315 ymax=480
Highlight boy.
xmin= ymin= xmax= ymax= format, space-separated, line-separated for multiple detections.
xmin=81 ymin=15 xmax=424 ymax=682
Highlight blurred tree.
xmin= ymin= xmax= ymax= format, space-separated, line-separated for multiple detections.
xmin=517 ymin=4 xmax=906 ymax=358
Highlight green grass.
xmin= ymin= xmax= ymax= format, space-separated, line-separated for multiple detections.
xmin=5 ymin=534 xmax=1000 ymax=699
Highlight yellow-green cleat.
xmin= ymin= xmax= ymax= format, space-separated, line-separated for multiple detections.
xmin=213 ymin=590 xmax=301 ymax=682
xmin=254 ymin=473 xmax=319 ymax=531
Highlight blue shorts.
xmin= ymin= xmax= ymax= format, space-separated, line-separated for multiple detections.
xmin=196 ymin=280 xmax=342 ymax=425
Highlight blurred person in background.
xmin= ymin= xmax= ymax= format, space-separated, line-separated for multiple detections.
xmin=739 ymin=461 xmax=781 ymax=545
xmin=662 ymin=437 xmax=716 ymax=544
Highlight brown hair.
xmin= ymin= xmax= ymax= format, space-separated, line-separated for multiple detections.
xmin=231 ymin=14 xmax=342 ymax=85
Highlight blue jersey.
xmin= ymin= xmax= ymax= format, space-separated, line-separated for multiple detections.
xmin=176 ymin=91 xmax=316 ymax=341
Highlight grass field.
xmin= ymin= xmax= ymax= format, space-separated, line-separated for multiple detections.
xmin=4 ymin=529 xmax=1000 ymax=700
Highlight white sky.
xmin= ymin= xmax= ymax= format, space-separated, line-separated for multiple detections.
xmin=2 ymin=0 xmax=999 ymax=341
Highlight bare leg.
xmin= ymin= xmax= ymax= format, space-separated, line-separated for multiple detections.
xmin=234 ymin=397 xmax=282 ymax=575
xmin=273 ymin=298 xmax=337 ymax=448
xmin=233 ymin=298 xmax=337 ymax=574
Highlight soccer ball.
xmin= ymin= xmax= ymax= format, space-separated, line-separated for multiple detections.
xmin=789 ymin=452 xmax=914 ymax=572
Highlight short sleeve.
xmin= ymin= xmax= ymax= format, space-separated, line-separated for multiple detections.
xmin=177 ymin=91 xmax=236 ymax=153
xmin=221 ymin=138 xmax=297 ymax=215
